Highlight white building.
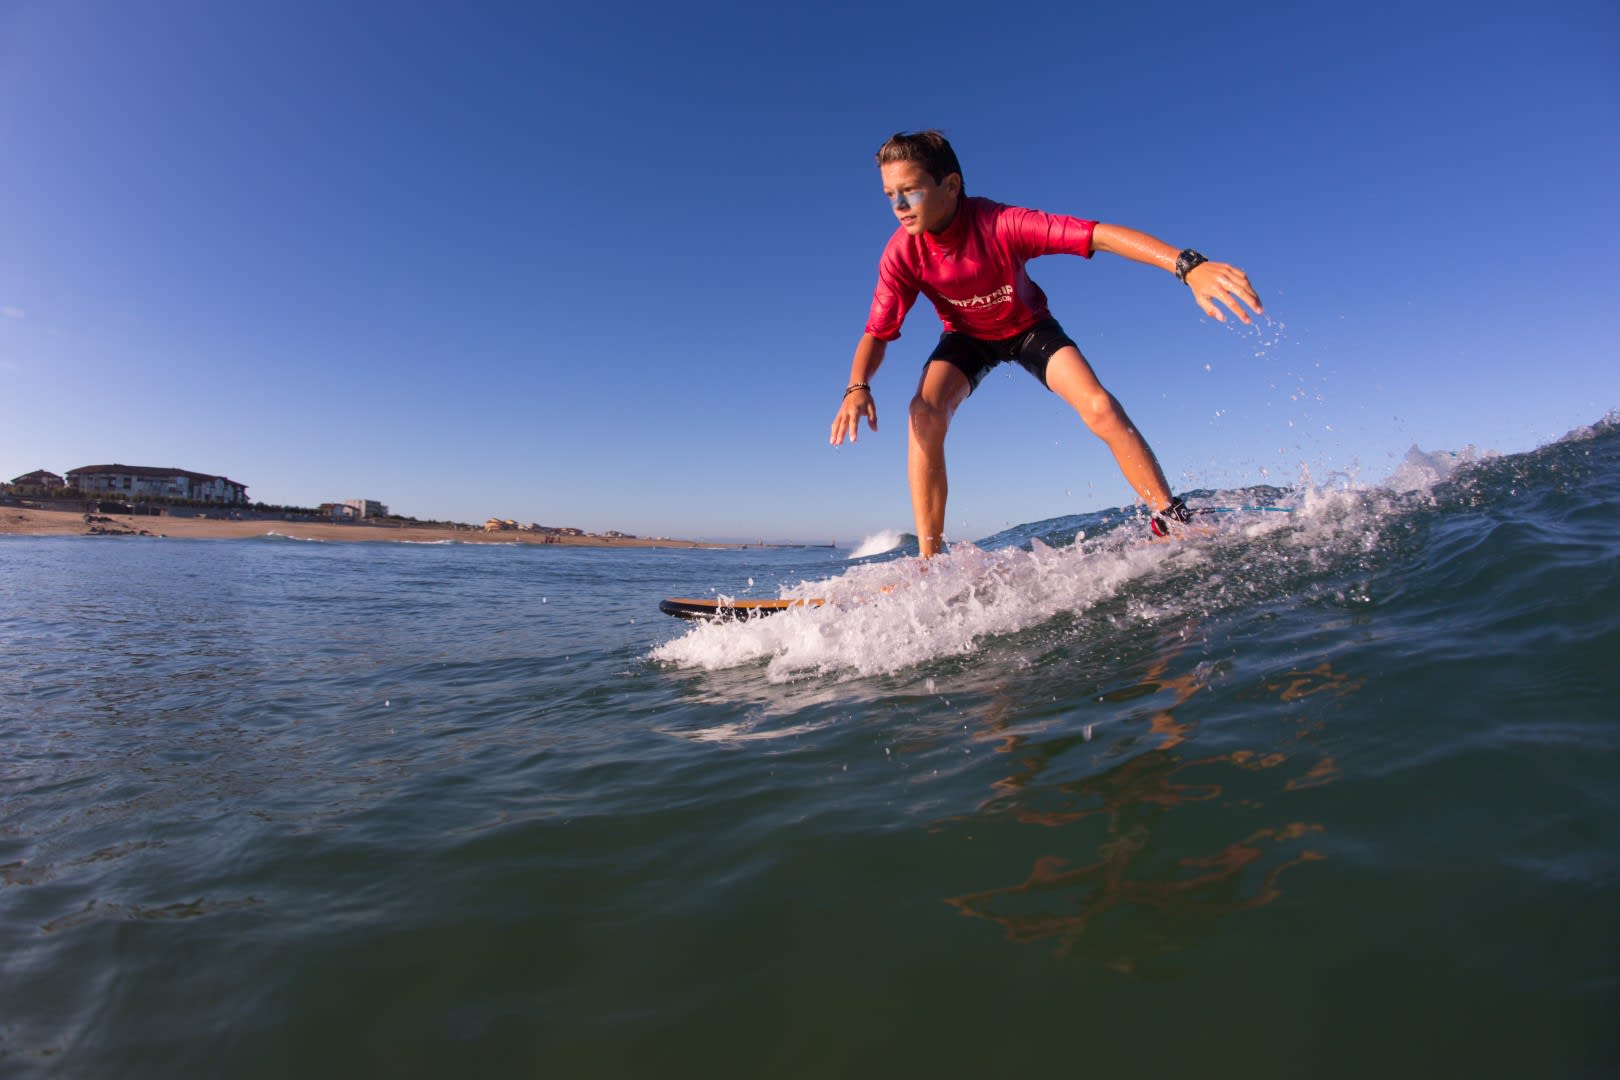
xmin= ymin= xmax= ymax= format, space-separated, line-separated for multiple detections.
xmin=66 ymin=464 xmax=248 ymax=505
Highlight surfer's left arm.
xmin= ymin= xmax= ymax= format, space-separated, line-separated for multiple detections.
xmin=1091 ymin=223 xmax=1263 ymax=324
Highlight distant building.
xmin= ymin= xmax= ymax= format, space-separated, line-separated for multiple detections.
xmin=344 ymin=499 xmax=388 ymax=519
xmin=67 ymin=464 xmax=248 ymax=505
xmin=9 ymin=469 xmax=65 ymax=492
xmin=318 ymin=502 xmax=359 ymax=520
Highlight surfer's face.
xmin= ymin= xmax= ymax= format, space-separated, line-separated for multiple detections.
xmin=880 ymin=161 xmax=958 ymax=236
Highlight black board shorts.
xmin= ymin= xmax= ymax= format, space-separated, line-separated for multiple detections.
xmin=926 ymin=317 xmax=1078 ymax=393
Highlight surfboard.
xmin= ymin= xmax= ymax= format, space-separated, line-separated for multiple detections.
xmin=659 ymin=597 xmax=826 ymax=621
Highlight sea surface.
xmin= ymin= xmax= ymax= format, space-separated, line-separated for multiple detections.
xmin=3 ymin=417 xmax=1618 ymax=1077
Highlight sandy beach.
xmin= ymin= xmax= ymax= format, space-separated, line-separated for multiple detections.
xmin=0 ymin=506 xmax=733 ymax=549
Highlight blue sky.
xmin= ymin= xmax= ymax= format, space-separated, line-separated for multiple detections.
xmin=3 ymin=0 xmax=1616 ymax=543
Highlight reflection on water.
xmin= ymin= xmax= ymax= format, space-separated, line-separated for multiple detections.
xmin=41 ymin=895 xmax=264 ymax=934
xmin=946 ymin=631 xmax=1361 ymax=971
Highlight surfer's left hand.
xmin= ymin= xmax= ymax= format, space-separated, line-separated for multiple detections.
xmin=1185 ymin=262 xmax=1263 ymax=324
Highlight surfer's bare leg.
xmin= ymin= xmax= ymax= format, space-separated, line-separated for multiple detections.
xmin=1044 ymin=346 xmax=1175 ymax=512
xmin=908 ymin=361 xmax=973 ymax=558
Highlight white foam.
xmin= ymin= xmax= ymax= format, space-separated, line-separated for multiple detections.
xmin=659 ymin=717 xmax=838 ymax=744
xmin=651 ymin=480 xmax=1433 ymax=682
xmin=1555 ymin=408 xmax=1620 ymax=445
xmin=1383 ymin=444 xmax=1499 ymax=494
xmin=847 ymin=529 xmax=909 ymax=560
xmin=653 ymin=529 xmax=1222 ymax=682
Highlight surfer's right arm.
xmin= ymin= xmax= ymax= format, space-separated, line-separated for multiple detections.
xmin=830 ymin=334 xmax=885 ymax=446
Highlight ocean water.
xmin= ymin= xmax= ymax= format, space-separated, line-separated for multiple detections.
xmin=3 ymin=417 xmax=1617 ymax=1077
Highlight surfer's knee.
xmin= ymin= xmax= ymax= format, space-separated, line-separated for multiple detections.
xmin=909 ymin=394 xmax=951 ymax=445
xmin=1072 ymin=387 xmax=1128 ymax=438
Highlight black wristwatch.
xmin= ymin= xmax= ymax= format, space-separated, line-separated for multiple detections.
xmin=1174 ymin=249 xmax=1208 ymax=283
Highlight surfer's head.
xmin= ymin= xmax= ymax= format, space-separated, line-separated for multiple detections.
xmin=876 ymin=130 xmax=962 ymax=236
xmin=876 ymin=130 xmax=963 ymax=192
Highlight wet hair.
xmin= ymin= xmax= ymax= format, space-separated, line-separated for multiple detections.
xmin=875 ymin=130 xmax=964 ymax=193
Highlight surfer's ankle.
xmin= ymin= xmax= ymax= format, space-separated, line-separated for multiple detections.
xmin=1149 ymin=495 xmax=1193 ymax=538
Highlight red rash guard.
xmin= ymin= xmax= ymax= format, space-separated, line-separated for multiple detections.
xmin=864 ymin=196 xmax=1096 ymax=343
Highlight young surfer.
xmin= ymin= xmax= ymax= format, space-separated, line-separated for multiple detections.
xmin=829 ymin=130 xmax=1264 ymax=558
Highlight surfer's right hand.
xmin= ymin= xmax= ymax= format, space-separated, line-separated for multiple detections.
xmin=830 ymin=387 xmax=877 ymax=446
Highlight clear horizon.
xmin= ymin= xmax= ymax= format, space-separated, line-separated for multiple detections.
xmin=4 ymin=1 xmax=1616 ymax=543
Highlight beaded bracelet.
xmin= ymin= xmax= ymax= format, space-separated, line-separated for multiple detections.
xmin=844 ymin=383 xmax=871 ymax=397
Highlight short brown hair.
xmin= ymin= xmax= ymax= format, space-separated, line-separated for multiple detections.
xmin=876 ymin=130 xmax=964 ymax=193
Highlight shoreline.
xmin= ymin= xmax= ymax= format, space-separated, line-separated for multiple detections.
xmin=0 ymin=507 xmax=746 ymax=549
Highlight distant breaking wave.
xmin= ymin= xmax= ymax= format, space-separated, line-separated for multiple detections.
xmin=847 ymin=530 xmax=917 ymax=560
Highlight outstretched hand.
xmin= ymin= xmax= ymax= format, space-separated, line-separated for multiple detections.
xmin=829 ymin=388 xmax=877 ymax=446
xmin=1185 ymin=261 xmax=1263 ymax=324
